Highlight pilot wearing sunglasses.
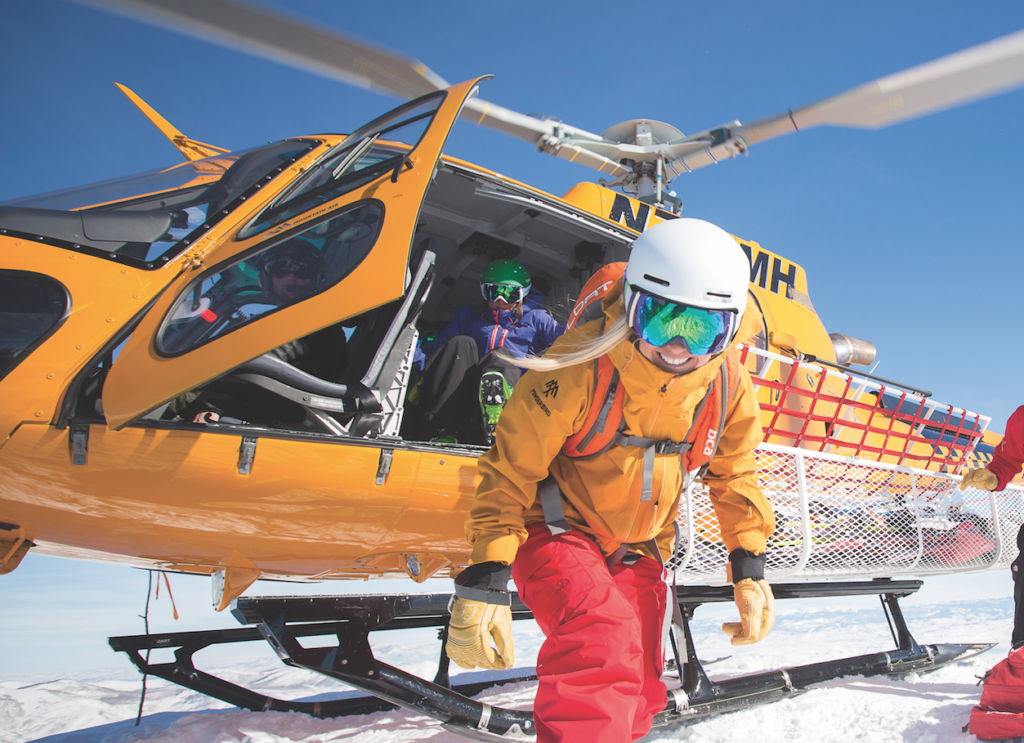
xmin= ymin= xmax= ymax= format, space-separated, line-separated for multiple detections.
xmin=257 ymin=240 xmax=324 ymax=302
xmin=170 ymin=239 xmax=345 ymax=424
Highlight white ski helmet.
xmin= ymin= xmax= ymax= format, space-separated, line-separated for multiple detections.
xmin=624 ymin=218 xmax=749 ymax=316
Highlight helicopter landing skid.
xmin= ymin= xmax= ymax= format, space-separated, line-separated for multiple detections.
xmin=107 ymin=580 xmax=993 ymax=741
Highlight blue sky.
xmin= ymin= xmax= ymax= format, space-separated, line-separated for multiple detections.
xmin=1 ymin=0 xmax=1024 ymax=677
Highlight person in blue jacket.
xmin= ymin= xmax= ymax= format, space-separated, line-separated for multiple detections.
xmin=413 ymin=259 xmax=563 ymax=445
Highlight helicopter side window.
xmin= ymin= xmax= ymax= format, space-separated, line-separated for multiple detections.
xmin=0 ymin=270 xmax=69 ymax=382
xmin=157 ymin=200 xmax=384 ymax=356
xmin=238 ymin=94 xmax=444 ymax=240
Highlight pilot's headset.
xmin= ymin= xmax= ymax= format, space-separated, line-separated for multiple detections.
xmin=256 ymin=238 xmax=326 ymax=295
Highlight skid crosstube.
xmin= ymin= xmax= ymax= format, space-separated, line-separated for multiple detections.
xmin=108 ymin=579 xmax=994 ymax=742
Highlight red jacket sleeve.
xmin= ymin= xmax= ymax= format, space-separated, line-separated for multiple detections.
xmin=990 ymin=405 xmax=1024 ymax=491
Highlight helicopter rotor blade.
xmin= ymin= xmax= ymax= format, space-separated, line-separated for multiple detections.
xmin=792 ymin=28 xmax=1024 ymax=131
xmin=666 ymin=29 xmax=1024 ymax=175
xmin=460 ymin=99 xmax=630 ymax=177
xmin=71 ymin=0 xmax=1024 ymax=185
xmin=72 ymin=0 xmax=450 ymax=100
xmin=72 ymin=0 xmax=630 ymax=176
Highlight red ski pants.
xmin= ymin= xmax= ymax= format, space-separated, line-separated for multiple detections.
xmin=512 ymin=524 xmax=668 ymax=743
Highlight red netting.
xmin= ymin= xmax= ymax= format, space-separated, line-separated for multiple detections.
xmin=739 ymin=345 xmax=988 ymax=473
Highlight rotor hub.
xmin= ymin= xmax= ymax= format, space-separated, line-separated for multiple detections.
xmin=600 ymin=120 xmax=686 ymax=146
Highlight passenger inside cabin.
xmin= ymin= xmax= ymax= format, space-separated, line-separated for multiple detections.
xmin=407 ymin=259 xmax=564 ymax=445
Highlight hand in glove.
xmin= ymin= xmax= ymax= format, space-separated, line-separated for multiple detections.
xmin=446 ymin=562 xmax=514 ymax=671
xmin=722 ymin=549 xmax=776 ymax=646
xmin=960 ymin=468 xmax=998 ymax=492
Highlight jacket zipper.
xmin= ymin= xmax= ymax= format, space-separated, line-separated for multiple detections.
xmin=627 ymin=379 xmax=674 ymax=541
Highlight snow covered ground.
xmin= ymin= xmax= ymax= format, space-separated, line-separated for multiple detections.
xmin=2 ymin=571 xmax=1013 ymax=743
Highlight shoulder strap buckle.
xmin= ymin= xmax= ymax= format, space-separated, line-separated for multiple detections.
xmin=654 ymin=440 xmax=689 ymax=455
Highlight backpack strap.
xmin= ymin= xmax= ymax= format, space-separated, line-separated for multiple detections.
xmin=538 ymin=473 xmax=660 ymax=570
xmin=562 ymin=356 xmax=624 ymax=458
xmin=544 ymin=351 xmax=733 ymax=544
xmin=538 ymin=475 xmax=571 ymax=536
xmin=697 ymin=355 xmax=734 ymax=476
xmin=613 ymin=383 xmax=712 ymax=501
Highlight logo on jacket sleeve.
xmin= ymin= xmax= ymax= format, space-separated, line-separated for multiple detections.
xmin=543 ymin=380 xmax=559 ymax=399
xmin=531 ymin=388 xmax=552 ymax=416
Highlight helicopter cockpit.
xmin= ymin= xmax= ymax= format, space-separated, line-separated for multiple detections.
xmin=0 ymin=140 xmax=317 ymax=268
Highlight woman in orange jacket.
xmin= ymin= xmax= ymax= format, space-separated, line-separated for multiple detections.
xmin=445 ymin=218 xmax=776 ymax=742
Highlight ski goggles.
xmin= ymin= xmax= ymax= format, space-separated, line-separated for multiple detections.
xmin=626 ymin=288 xmax=739 ymax=356
xmin=265 ymin=256 xmax=319 ymax=280
xmin=481 ymin=282 xmax=528 ymax=304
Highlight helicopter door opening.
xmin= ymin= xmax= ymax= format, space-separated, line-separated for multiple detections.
xmin=85 ymin=153 xmax=641 ymax=448
xmin=83 ymin=76 xmax=645 ymax=450
xmin=98 ymin=78 xmax=486 ymax=431
xmin=390 ymin=162 xmax=639 ymax=445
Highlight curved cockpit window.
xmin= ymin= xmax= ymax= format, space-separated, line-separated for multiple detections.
xmin=157 ymin=200 xmax=384 ymax=356
xmin=0 ymin=140 xmax=317 ymax=270
xmin=0 ymin=270 xmax=70 ymax=381
xmin=238 ymin=92 xmax=445 ymax=240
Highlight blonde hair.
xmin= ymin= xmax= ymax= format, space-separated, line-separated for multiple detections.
xmin=497 ymin=314 xmax=632 ymax=373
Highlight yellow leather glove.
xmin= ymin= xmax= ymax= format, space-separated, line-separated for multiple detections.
xmin=446 ymin=593 xmax=514 ymax=671
xmin=722 ymin=549 xmax=775 ymax=645
xmin=722 ymin=578 xmax=776 ymax=646
xmin=960 ymin=468 xmax=998 ymax=492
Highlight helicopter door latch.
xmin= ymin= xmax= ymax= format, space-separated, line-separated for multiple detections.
xmin=375 ymin=448 xmax=394 ymax=486
xmin=238 ymin=436 xmax=258 ymax=475
xmin=69 ymin=424 xmax=89 ymax=466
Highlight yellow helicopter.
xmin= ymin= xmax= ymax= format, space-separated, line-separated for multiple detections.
xmin=3 ymin=0 xmax=1024 ymax=736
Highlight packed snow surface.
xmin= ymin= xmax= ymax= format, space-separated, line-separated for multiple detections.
xmin=2 ymin=573 xmax=1011 ymax=742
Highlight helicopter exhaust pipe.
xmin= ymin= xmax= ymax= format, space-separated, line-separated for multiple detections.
xmin=830 ymin=333 xmax=877 ymax=367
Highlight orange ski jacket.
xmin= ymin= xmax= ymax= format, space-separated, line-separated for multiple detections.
xmin=466 ymin=282 xmax=775 ymax=566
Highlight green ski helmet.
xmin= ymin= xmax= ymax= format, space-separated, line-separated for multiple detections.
xmin=480 ymin=259 xmax=531 ymax=304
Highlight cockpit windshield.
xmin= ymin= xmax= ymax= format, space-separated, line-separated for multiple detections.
xmin=238 ymin=93 xmax=445 ymax=240
xmin=0 ymin=140 xmax=317 ymax=269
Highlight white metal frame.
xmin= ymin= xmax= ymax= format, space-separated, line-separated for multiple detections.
xmin=670 ymin=441 xmax=1022 ymax=584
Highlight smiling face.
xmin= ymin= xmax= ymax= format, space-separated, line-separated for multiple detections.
xmin=637 ymin=338 xmax=712 ymax=375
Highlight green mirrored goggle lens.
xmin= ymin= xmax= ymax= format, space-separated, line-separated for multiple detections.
xmin=481 ymin=283 xmax=522 ymax=303
xmin=630 ymin=292 xmax=735 ymax=355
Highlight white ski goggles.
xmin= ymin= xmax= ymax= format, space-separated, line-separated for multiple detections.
xmin=481 ymin=283 xmax=528 ymax=304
